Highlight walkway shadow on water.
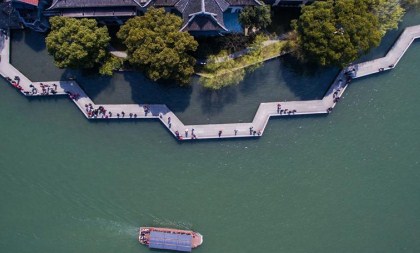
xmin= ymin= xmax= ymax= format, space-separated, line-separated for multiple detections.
xmin=279 ymin=55 xmax=339 ymax=100
xmin=124 ymin=72 xmax=192 ymax=113
xmin=88 ymin=117 xmax=160 ymax=125
xmin=270 ymin=113 xmax=329 ymax=122
xmin=25 ymin=94 xmax=68 ymax=103
xmin=176 ymin=135 xmax=258 ymax=145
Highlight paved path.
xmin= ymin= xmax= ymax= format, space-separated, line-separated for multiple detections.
xmin=354 ymin=25 xmax=420 ymax=78
xmin=1 ymin=25 xmax=420 ymax=141
xmin=110 ymin=50 xmax=128 ymax=59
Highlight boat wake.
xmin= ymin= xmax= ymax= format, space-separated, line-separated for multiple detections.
xmin=148 ymin=214 xmax=193 ymax=230
xmin=74 ymin=217 xmax=139 ymax=238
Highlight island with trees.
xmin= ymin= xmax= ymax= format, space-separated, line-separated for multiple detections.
xmin=6 ymin=0 xmax=419 ymax=90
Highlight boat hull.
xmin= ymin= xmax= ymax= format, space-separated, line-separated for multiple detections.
xmin=139 ymin=227 xmax=203 ymax=250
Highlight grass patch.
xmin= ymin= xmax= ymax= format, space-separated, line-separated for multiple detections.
xmin=198 ymin=35 xmax=287 ymax=90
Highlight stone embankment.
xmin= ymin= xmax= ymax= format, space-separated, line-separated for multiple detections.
xmin=1 ymin=25 xmax=420 ymax=140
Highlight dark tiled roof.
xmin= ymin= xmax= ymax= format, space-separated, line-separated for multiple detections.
xmin=226 ymin=0 xmax=261 ymax=6
xmin=53 ymin=7 xmax=138 ymax=17
xmin=45 ymin=0 xmax=144 ymax=17
xmin=45 ymin=0 xmax=261 ymax=32
xmin=174 ymin=0 xmax=190 ymax=12
xmin=0 ymin=2 xmax=21 ymax=30
xmin=183 ymin=14 xmax=225 ymax=32
xmin=153 ymin=0 xmax=179 ymax=7
xmin=178 ymin=0 xmax=230 ymax=32
xmin=48 ymin=0 xmax=144 ymax=9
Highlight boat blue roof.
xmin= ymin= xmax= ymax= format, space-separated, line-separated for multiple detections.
xmin=149 ymin=231 xmax=192 ymax=252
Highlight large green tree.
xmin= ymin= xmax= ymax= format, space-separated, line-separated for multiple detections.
xmin=374 ymin=0 xmax=405 ymax=35
xmin=46 ymin=17 xmax=110 ymax=70
xmin=117 ymin=8 xmax=198 ymax=85
xmin=293 ymin=0 xmax=382 ymax=67
xmin=401 ymin=0 xmax=420 ymax=9
xmin=239 ymin=5 xmax=272 ymax=33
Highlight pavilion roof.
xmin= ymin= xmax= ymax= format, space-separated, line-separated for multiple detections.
xmin=226 ymin=0 xmax=262 ymax=6
xmin=47 ymin=0 xmax=144 ymax=9
xmin=45 ymin=0 xmax=261 ymax=32
xmin=158 ymin=0 xmax=261 ymax=32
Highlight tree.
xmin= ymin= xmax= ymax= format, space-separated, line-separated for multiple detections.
xmin=117 ymin=8 xmax=198 ymax=85
xmin=401 ymin=0 xmax=420 ymax=9
xmin=239 ymin=5 xmax=272 ymax=33
xmin=99 ymin=55 xmax=123 ymax=76
xmin=199 ymin=36 xmax=265 ymax=89
xmin=200 ymin=51 xmax=246 ymax=90
xmin=374 ymin=0 xmax=405 ymax=35
xmin=46 ymin=17 xmax=110 ymax=70
xmin=293 ymin=0 xmax=382 ymax=67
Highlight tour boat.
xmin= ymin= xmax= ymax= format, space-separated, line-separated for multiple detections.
xmin=139 ymin=227 xmax=203 ymax=252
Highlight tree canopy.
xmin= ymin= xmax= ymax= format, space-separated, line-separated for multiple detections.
xmin=46 ymin=17 xmax=110 ymax=70
xmin=401 ymin=0 xmax=420 ymax=9
xmin=200 ymin=52 xmax=246 ymax=90
xmin=239 ymin=5 xmax=272 ymax=33
xmin=292 ymin=0 xmax=383 ymax=67
xmin=374 ymin=0 xmax=405 ymax=35
xmin=117 ymin=8 xmax=198 ymax=85
xmin=99 ymin=55 xmax=123 ymax=76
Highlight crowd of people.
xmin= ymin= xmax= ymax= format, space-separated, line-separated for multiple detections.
xmin=39 ymin=82 xmax=58 ymax=95
xmin=84 ymin=103 xmax=159 ymax=119
xmin=5 ymin=75 xmax=63 ymax=97
xmin=6 ymin=76 xmax=23 ymax=92
xmin=85 ymin=104 xmax=108 ymax=118
xmin=277 ymin=103 xmax=297 ymax=115
xmin=248 ymin=126 xmax=261 ymax=136
xmin=174 ymin=128 xmax=197 ymax=140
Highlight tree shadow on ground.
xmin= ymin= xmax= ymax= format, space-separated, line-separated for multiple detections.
xmin=278 ymin=54 xmax=339 ymax=100
xmin=238 ymin=63 xmax=271 ymax=96
xmin=124 ymin=71 xmax=192 ymax=113
xmin=22 ymin=29 xmax=46 ymax=52
xmin=10 ymin=29 xmax=24 ymax=43
xmin=236 ymin=57 xmax=337 ymax=101
xmin=267 ymin=7 xmax=301 ymax=35
xmin=197 ymin=83 xmax=238 ymax=115
xmin=60 ymin=68 xmax=113 ymax=101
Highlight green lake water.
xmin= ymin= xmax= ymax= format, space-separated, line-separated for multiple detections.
xmin=1 ymin=12 xmax=420 ymax=253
